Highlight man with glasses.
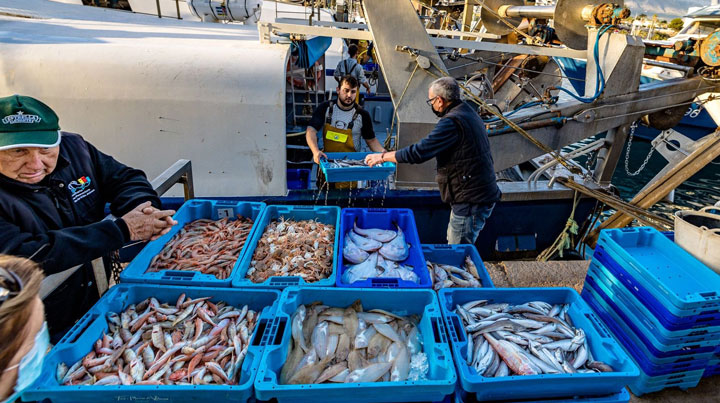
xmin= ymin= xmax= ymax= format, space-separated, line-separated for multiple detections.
xmin=365 ymin=77 xmax=501 ymax=244
xmin=0 ymin=95 xmax=177 ymax=339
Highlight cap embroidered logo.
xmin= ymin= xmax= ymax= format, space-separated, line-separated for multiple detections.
xmin=1 ymin=111 xmax=42 ymax=125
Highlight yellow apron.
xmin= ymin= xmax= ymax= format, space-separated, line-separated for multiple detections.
xmin=318 ymin=105 xmax=358 ymax=189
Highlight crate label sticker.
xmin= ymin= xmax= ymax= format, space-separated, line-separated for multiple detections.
xmin=116 ymin=396 xmax=170 ymax=401
xmin=217 ymin=208 xmax=234 ymax=219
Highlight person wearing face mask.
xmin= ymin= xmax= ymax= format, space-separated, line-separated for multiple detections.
xmin=306 ymin=75 xmax=385 ymax=189
xmin=0 ymin=255 xmax=47 ymax=403
xmin=0 ymin=95 xmax=178 ymax=341
xmin=365 ymin=77 xmax=501 ymax=244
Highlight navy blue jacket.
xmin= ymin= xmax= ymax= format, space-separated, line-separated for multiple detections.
xmin=0 ymin=132 xmax=159 ymax=336
xmin=396 ymin=102 xmax=501 ymax=208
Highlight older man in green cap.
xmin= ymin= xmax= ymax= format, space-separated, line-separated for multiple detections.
xmin=0 ymin=94 xmax=177 ymax=340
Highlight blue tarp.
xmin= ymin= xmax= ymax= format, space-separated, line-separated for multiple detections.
xmin=293 ymin=36 xmax=332 ymax=68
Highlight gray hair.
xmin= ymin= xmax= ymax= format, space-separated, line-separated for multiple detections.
xmin=430 ymin=77 xmax=461 ymax=102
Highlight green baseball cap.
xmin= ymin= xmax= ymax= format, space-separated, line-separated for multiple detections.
xmin=0 ymin=95 xmax=61 ymax=151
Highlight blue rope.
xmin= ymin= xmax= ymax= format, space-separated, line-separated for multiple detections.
xmin=553 ymin=25 xmax=613 ymax=103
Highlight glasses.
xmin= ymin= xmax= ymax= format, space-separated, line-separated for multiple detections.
xmin=426 ymin=96 xmax=439 ymax=106
xmin=0 ymin=267 xmax=23 ymax=306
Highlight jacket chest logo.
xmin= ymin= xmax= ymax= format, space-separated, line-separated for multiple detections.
xmin=68 ymin=175 xmax=95 ymax=202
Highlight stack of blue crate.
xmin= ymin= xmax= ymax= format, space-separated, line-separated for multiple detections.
xmin=582 ymin=227 xmax=720 ymax=395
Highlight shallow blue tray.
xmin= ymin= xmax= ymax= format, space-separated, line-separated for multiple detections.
xmin=254 ymin=287 xmax=457 ymax=402
xmin=320 ymin=152 xmax=395 ymax=182
xmin=336 ymin=208 xmax=431 ymax=288
xmin=587 ymin=263 xmax=720 ymax=348
xmin=582 ymin=284 xmax=713 ymax=376
xmin=438 ymin=288 xmax=638 ymax=401
xmin=23 ymin=284 xmax=281 ymax=403
xmin=231 ymin=205 xmax=340 ymax=289
xmin=593 ymin=245 xmax=720 ymax=328
xmin=120 ymin=199 xmax=265 ymax=287
xmin=597 ymin=227 xmax=720 ymax=311
xmin=422 ymin=244 xmax=495 ymax=288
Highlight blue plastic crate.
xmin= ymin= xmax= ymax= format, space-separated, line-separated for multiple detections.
xmin=336 ymin=208 xmax=430 ymax=288
xmin=287 ymin=169 xmax=310 ymax=190
xmin=583 ymin=287 xmax=709 ymax=394
xmin=438 ymin=288 xmax=638 ymax=401
xmin=422 ymin=244 xmax=495 ymax=288
xmin=449 ymin=387 xmax=630 ymax=403
xmin=581 ymin=284 xmax=713 ymax=375
xmin=319 ymin=152 xmax=395 ymax=182
xmin=231 ymin=205 xmax=340 ymax=289
xmin=705 ymin=350 xmax=720 ymax=377
xmin=254 ymin=287 xmax=457 ymax=402
xmin=630 ymin=369 xmax=704 ymax=396
xmin=23 ymin=284 xmax=281 ymax=403
xmin=593 ymin=245 xmax=720 ymax=328
xmin=587 ymin=263 xmax=720 ymax=344
xmin=584 ymin=277 xmax=717 ymax=360
xmin=120 ymin=199 xmax=265 ymax=287
xmin=597 ymin=227 xmax=720 ymax=311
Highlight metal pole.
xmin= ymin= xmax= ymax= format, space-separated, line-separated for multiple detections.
xmin=175 ymin=0 xmax=181 ymax=19
xmin=156 ymin=0 xmax=162 ymax=18
xmin=500 ymin=5 xmax=556 ymax=18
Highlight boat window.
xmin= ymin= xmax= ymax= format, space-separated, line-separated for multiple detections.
xmin=678 ymin=20 xmax=720 ymax=36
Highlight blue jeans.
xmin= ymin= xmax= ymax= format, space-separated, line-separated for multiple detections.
xmin=447 ymin=204 xmax=495 ymax=244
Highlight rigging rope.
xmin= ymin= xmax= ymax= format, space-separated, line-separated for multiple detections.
xmin=537 ymin=190 xmax=580 ymax=261
xmin=555 ymin=177 xmax=674 ymax=230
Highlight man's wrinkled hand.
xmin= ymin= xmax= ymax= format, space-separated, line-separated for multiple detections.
xmin=364 ymin=153 xmax=384 ymax=167
xmin=123 ymin=201 xmax=177 ymax=241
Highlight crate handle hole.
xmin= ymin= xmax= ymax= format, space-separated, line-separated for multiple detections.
xmin=371 ymin=278 xmax=398 ymax=287
xmin=271 ymin=277 xmax=299 ymax=285
xmin=273 ymin=317 xmax=288 ymax=345
xmin=449 ymin=315 xmax=466 ymax=343
xmin=252 ymin=318 xmax=269 ymax=347
xmin=161 ymin=271 xmax=197 ymax=279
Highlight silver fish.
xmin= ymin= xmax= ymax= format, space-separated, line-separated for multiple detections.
xmin=348 ymin=230 xmax=383 ymax=252
xmin=280 ymin=301 xmax=427 ymax=385
xmin=342 ymin=253 xmax=379 ymax=284
xmin=292 ymin=305 xmax=309 ymax=353
xmin=343 ymin=236 xmax=370 ymax=264
xmin=353 ymin=221 xmax=397 ymax=243
xmin=454 ymin=300 xmax=614 ymax=377
xmin=345 ymin=362 xmax=392 ymax=383
xmin=378 ymin=225 xmax=409 ymax=262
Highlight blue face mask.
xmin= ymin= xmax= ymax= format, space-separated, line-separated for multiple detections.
xmin=2 ymin=321 xmax=49 ymax=403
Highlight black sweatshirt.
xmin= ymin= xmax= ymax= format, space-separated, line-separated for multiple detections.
xmin=0 ymin=132 xmax=160 ymax=336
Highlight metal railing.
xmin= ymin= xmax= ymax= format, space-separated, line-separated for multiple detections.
xmin=39 ymin=159 xmax=194 ymax=299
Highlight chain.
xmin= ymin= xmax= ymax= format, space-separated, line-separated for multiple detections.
xmin=624 ymin=120 xmax=656 ymax=176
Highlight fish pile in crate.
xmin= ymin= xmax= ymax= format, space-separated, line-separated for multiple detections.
xmin=427 ymin=257 xmax=483 ymax=290
xmin=342 ymin=222 xmax=418 ymax=284
xmin=147 ymin=217 xmax=253 ymax=280
xmin=57 ymin=295 xmax=257 ymax=386
xmin=246 ymin=218 xmax=335 ymax=283
xmin=327 ymin=159 xmax=372 ymax=168
xmin=280 ymin=300 xmax=427 ymax=384
xmin=454 ymin=299 xmax=614 ymax=377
